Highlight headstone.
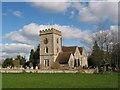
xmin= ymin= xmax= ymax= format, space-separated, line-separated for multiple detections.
xmin=36 ymin=66 xmax=38 ymax=70
xmin=31 ymin=67 xmax=33 ymax=69
xmin=27 ymin=67 xmax=29 ymax=69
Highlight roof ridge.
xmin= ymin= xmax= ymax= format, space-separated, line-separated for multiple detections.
xmin=62 ymin=46 xmax=77 ymax=47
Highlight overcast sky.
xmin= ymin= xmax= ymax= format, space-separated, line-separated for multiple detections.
xmin=1 ymin=0 xmax=119 ymax=60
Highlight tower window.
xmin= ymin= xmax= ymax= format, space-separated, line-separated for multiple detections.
xmin=60 ymin=38 xmax=62 ymax=44
xmin=56 ymin=48 xmax=59 ymax=53
xmin=45 ymin=47 xmax=48 ymax=53
xmin=44 ymin=59 xmax=49 ymax=67
xmin=57 ymin=38 xmax=59 ymax=43
xmin=44 ymin=38 xmax=48 ymax=44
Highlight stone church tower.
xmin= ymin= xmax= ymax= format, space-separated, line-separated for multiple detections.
xmin=39 ymin=28 xmax=62 ymax=68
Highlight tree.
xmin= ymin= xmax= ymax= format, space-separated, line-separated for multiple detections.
xmin=91 ymin=24 xmax=115 ymax=71
xmin=29 ymin=49 xmax=34 ymax=63
xmin=33 ymin=44 xmax=40 ymax=69
xmin=88 ymin=55 xmax=94 ymax=66
xmin=15 ymin=55 xmax=21 ymax=61
xmin=88 ymin=24 xmax=119 ymax=71
xmin=34 ymin=45 xmax=40 ymax=64
xmin=2 ymin=58 xmax=13 ymax=68
xmin=29 ymin=44 xmax=40 ymax=69
xmin=23 ymin=61 xmax=31 ymax=69
xmin=20 ymin=56 xmax=26 ymax=66
xmin=111 ymin=43 xmax=120 ymax=70
xmin=91 ymin=41 xmax=103 ymax=67
xmin=13 ymin=59 xmax=20 ymax=68
xmin=15 ymin=55 xmax=26 ymax=67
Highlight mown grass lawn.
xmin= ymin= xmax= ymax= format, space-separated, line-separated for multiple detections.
xmin=2 ymin=72 xmax=118 ymax=88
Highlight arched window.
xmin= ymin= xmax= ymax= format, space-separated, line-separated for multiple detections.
xmin=44 ymin=38 xmax=48 ymax=44
xmin=57 ymin=38 xmax=59 ymax=43
xmin=56 ymin=48 xmax=59 ymax=53
xmin=70 ymin=60 xmax=73 ymax=67
xmin=60 ymin=38 xmax=62 ymax=44
xmin=44 ymin=59 xmax=49 ymax=67
xmin=78 ymin=59 xmax=80 ymax=66
xmin=45 ymin=47 xmax=48 ymax=53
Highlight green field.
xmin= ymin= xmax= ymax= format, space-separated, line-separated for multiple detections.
xmin=2 ymin=72 xmax=118 ymax=88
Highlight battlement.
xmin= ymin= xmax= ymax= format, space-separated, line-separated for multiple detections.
xmin=40 ymin=28 xmax=62 ymax=36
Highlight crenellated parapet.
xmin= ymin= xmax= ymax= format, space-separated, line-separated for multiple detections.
xmin=40 ymin=28 xmax=62 ymax=36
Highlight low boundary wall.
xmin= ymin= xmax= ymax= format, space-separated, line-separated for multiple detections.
xmin=0 ymin=68 xmax=97 ymax=74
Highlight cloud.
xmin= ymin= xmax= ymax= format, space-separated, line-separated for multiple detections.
xmin=2 ymin=23 xmax=92 ymax=59
xmin=3 ymin=23 xmax=92 ymax=44
xmin=28 ymin=2 xmax=118 ymax=23
xmin=78 ymin=7 xmax=99 ymax=23
xmin=13 ymin=11 xmax=24 ymax=18
xmin=30 ymin=1 xmax=71 ymax=13
xmin=109 ymin=25 xmax=118 ymax=43
xmin=3 ymin=10 xmax=24 ymax=18
xmin=20 ymin=23 xmax=40 ymax=41
xmin=73 ymin=2 xmax=118 ymax=23
xmin=3 ymin=23 xmax=118 ymax=46
xmin=4 ymin=31 xmax=31 ymax=44
xmin=0 ymin=52 xmax=27 ymax=60
xmin=52 ymin=24 xmax=92 ymax=43
xmin=0 ymin=43 xmax=34 ymax=59
xmin=2 ymin=23 xmax=118 ymax=59
xmin=69 ymin=10 xmax=75 ymax=18
xmin=29 ymin=2 xmax=118 ymax=23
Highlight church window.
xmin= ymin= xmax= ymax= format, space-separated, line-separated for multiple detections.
xmin=70 ymin=60 xmax=73 ymax=67
xmin=47 ymin=60 xmax=49 ymax=66
xmin=44 ymin=38 xmax=48 ymax=44
xmin=44 ymin=59 xmax=49 ymax=67
xmin=74 ymin=59 xmax=77 ymax=67
xmin=78 ymin=59 xmax=80 ymax=66
xmin=57 ymin=38 xmax=59 ymax=43
xmin=60 ymin=38 xmax=62 ymax=44
xmin=45 ymin=47 xmax=48 ymax=53
xmin=56 ymin=48 xmax=59 ymax=53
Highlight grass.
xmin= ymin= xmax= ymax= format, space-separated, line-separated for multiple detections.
xmin=2 ymin=72 xmax=118 ymax=88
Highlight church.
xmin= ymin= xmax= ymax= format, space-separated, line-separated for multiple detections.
xmin=39 ymin=28 xmax=88 ymax=69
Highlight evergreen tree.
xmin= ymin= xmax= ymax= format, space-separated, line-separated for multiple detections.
xmin=29 ymin=49 xmax=34 ymax=63
xmin=29 ymin=44 xmax=40 ymax=69
xmin=91 ymin=41 xmax=103 ymax=67
xmin=88 ymin=55 xmax=94 ymax=67
xmin=34 ymin=45 xmax=40 ymax=64
xmin=33 ymin=44 xmax=40 ymax=69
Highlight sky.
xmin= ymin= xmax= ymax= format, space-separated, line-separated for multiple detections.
xmin=1 ymin=0 xmax=119 ymax=60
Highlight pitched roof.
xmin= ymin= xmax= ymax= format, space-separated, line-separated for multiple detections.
xmin=78 ymin=47 xmax=83 ymax=55
xmin=62 ymin=46 xmax=77 ymax=54
xmin=55 ymin=52 xmax=71 ymax=64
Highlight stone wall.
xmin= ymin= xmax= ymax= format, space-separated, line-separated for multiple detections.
xmin=0 ymin=68 xmax=96 ymax=74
